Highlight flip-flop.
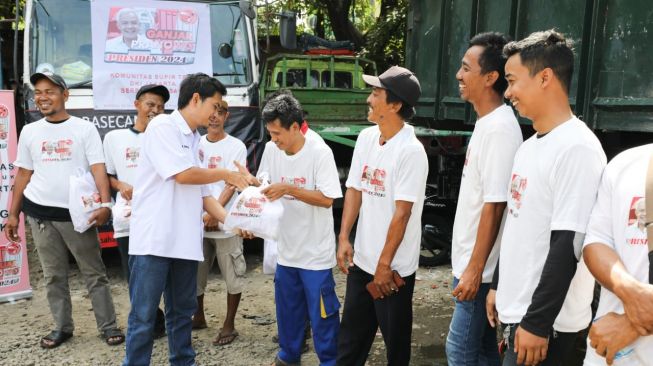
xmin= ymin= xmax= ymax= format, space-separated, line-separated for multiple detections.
xmin=102 ymin=328 xmax=125 ymax=346
xmin=212 ymin=328 xmax=239 ymax=346
xmin=40 ymin=330 xmax=73 ymax=349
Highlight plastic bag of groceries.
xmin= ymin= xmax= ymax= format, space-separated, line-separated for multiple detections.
xmin=111 ymin=196 xmax=131 ymax=237
xmin=263 ymin=239 xmax=278 ymax=275
xmin=223 ymin=177 xmax=284 ymax=241
xmin=68 ymin=168 xmax=101 ymax=233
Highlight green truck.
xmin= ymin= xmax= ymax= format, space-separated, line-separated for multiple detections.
xmin=404 ymin=0 xmax=653 ymax=266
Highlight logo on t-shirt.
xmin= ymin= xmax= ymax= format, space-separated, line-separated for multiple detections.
xmin=208 ymin=155 xmax=222 ymax=169
xmin=625 ymin=196 xmax=648 ymax=246
xmin=41 ymin=139 xmax=73 ymax=162
xmin=462 ymin=147 xmax=471 ymax=178
xmin=280 ymin=176 xmax=307 ymax=200
xmin=361 ymin=165 xmax=386 ymax=197
xmin=508 ymin=174 xmax=527 ymax=217
xmin=124 ymin=147 xmax=139 ymax=168
xmin=198 ymin=148 xmax=204 ymax=163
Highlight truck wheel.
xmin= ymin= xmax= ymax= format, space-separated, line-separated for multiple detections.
xmin=419 ymin=214 xmax=452 ymax=267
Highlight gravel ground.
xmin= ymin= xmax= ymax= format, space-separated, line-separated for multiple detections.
xmin=0 ymin=229 xmax=456 ymax=366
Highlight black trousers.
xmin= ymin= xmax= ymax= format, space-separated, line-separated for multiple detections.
xmin=501 ymin=323 xmax=579 ymax=365
xmin=336 ymin=265 xmax=416 ymax=366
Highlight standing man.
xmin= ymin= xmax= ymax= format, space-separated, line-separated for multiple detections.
xmin=446 ymin=32 xmax=522 ymax=365
xmin=486 ymin=30 xmax=606 ymax=365
xmin=4 ymin=72 xmax=124 ymax=348
xmin=582 ymin=144 xmax=653 ymax=365
xmin=123 ymin=73 xmax=250 ymax=366
xmin=103 ymin=84 xmax=170 ymax=338
xmin=238 ymin=93 xmax=342 ymax=366
xmin=191 ymin=99 xmax=248 ymax=348
xmin=336 ymin=66 xmax=428 ymax=366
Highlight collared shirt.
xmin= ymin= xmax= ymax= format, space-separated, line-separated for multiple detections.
xmin=129 ymin=110 xmax=209 ymax=261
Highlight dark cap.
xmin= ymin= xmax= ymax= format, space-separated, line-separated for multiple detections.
xmin=362 ymin=66 xmax=421 ymax=107
xmin=30 ymin=72 xmax=68 ymax=90
xmin=136 ymin=84 xmax=170 ymax=103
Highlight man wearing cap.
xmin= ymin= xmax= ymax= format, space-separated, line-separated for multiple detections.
xmin=336 ymin=66 xmax=428 ymax=365
xmin=5 ymin=72 xmax=124 ymax=348
xmin=102 ymin=84 xmax=169 ymax=338
xmin=191 ymin=98 xmax=248 ymax=347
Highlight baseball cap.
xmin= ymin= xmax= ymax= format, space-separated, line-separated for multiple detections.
xmin=218 ymin=99 xmax=229 ymax=111
xmin=136 ymin=84 xmax=170 ymax=103
xmin=30 ymin=72 xmax=68 ymax=90
xmin=362 ymin=66 xmax=422 ymax=107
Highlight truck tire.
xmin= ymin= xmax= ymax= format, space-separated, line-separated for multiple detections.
xmin=419 ymin=214 xmax=452 ymax=267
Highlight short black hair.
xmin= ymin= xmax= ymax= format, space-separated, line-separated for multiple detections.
xmin=385 ymin=89 xmax=415 ymax=120
xmin=262 ymin=92 xmax=304 ymax=129
xmin=177 ymin=73 xmax=227 ymax=109
xmin=503 ymin=29 xmax=574 ymax=94
xmin=469 ymin=32 xmax=510 ymax=95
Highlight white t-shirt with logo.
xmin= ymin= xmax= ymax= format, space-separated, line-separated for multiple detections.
xmin=103 ymin=128 xmax=142 ymax=238
xmin=583 ymin=144 xmax=653 ymax=365
xmin=129 ymin=111 xmax=210 ymax=261
xmin=15 ymin=116 xmax=105 ymax=208
xmin=346 ymin=124 xmax=428 ymax=277
xmin=257 ymin=139 xmax=342 ymax=270
xmin=451 ymin=104 xmax=522 ymax=283
xmin=198 ymin=134 xmax=247 ymax=239
xmin=496 ymin=117 xmax=606 ymax=331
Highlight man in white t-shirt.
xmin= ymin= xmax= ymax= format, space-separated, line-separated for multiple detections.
xmin=446 ymin=32 xmax=522 ymax=366
xmin=336 ymin=66 xmax=428 ymax=366
xmin=5 ymin=73 xmax=124 ymax=348
xmin=238 ymin=93 xmax=342 ymax=366
xmin=103 ymin=84 xmax=169 ymax=338
xmin=190 ymin=99 xmax=248 ymax=347
xmin=582 ymin=146 xmax=653 ymax=365
xmin=123 ymin=73 xmax=252 ymax=366
xmin=486 ymin=30 xmax=607 ymax=366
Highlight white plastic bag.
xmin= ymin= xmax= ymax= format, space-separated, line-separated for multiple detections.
xmin=263 ymin=239 xmax=278 ymax=275
xmin=68 ymin=168 xmax=101 ymax=233
xmin=111 ymin=196 xmax=131 ymax=237
xmin=223 ymin=183 xmax=284 ymax=241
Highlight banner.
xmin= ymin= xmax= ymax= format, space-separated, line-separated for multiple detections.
xmin=91 ymin=0 xmax=212 ymax=110
xmin=0 ymin=90 xmax=32 ymax=303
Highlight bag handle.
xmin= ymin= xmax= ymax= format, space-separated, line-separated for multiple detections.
xmin=646 ymin=153 xmax=653 ymax=283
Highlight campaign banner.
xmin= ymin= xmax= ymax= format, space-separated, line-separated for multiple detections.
xmin=0 ymin=90 xmax=32 ymax=303
xmin=91 ymin=0 xmax=212 ymax=110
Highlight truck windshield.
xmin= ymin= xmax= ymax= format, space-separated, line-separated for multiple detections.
xmin=30 ymin=0 xmax=252 ymax=87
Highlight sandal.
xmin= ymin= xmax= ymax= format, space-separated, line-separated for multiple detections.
xmin=212 ymin=328 xmax=239 ymax=346
xmin=102 ymin=328 xmax=125 ymax=346
xmin=40 ymin=330 xmax=73 ymax=349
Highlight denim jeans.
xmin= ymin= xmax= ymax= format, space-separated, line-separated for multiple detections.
xmin=123 ymin=255 xmax=198 ymax=366
xmin=445 ymin=277 xmax=500 ymax=366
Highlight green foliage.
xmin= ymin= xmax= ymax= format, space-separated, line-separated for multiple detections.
xmin=360 ymin=0 xmax=408 ymax=70
xmin=0 ymin=0 xmax=25 ymax=30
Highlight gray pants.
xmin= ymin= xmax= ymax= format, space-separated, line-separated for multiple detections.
xmin=27 ymin=216 xmax=118 ymax=334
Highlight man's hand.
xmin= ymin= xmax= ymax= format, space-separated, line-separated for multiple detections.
xmin=233 ymin=161 xmax=259 ymax=186
xmin=336 ymin=238 xmax=354 ymax=274
xmin=118 ymin=182 xmax=133 ymax=201
xmin=4 ymin=214 xmax=21 ymax=243
xmin=452 ymin=265 xmax=482 ymax=301
xmin=203 ymin=213 xmax=220 ymax=231
xmin=373 ymin=263 xmax=396 ymax=298
xmin=262 ymin=183 xmax=291 ymax=201
xmin=88 ymin=207 xmax=111 ymax=226
xmin=225 ymin=171 xmax=250 ymax=191
xmin=589 ymin=312 xmax=640 ymax=365
xmin=486 ymin=289 xmax=499 ymax=328
xmin=236 ymin=229 xmax=256 ymax=239
xmin=621 ymin=283 xmax=653 ymax=336
xmin=514 ymin=326 xmax=548 ymax=366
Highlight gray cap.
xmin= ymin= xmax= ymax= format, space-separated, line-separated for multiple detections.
xmin=136 ymin=84 xmax=170 ymax=103
xmin=362 ymin=66 xmax=421 ymax=107
xmin=30 ymin=72 xmax=68 ymax=90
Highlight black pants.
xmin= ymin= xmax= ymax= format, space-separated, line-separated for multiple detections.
xmin=116 ymin=236 xmax=130 ymax=281
xmin=336 ymin=265 xmax=416 ymax=366
xmin=501 ymin=323 xmax=578 ymax=365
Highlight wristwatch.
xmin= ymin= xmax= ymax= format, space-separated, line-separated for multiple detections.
xmin=100 ymin=202 xmax=113 ymax=209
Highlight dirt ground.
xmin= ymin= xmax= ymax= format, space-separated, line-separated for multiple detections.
xmin=0 ymin=230 xmax=456 ymax=366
